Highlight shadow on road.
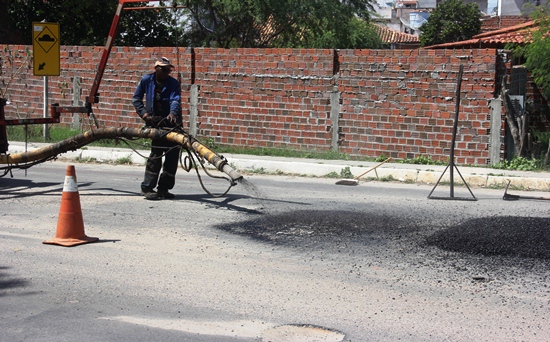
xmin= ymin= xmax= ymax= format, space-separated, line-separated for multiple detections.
xmin=0 ymin=266 xmax=28 ymax=296
xmin=0 ymin=178 xmax=95 ymax=199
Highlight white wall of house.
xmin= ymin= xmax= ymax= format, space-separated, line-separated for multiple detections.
xmin=463 ymin=0 xmax=489 ymax=13
xmin=373 ymin=0 xmax=535 ymax=36
xmin=375 ymin=0 xmax=393 ymax=18
xmin=417 ymin=0 xmax=437 ymax=7
xmin=497 ymin=0 xmax=538 ymax=15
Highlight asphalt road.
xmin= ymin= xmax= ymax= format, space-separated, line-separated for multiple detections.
xmin=1 ymin=161 xmax=549 ymax=341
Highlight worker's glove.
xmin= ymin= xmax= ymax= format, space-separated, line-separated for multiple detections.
xmin=167 ymin=113 xmax=177 ymax=125
xmin=141 ymin=113 xmax=158 ymax=128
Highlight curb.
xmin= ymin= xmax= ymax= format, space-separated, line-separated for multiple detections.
xmin=6 ymin=141 xmax=550 ymax=192
xmin=226 ymin=155 xmax=550 ymax=192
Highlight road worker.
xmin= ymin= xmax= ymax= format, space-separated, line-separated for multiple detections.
xmin=132 ymin=57 xmax=182 ymax=200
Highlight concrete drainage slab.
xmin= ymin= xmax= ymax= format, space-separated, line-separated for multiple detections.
xmin=262 ymin=324 xmax=345 ymax=342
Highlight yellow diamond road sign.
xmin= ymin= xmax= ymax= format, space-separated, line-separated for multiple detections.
xmin=33 ymin=22 xmax=60 ymax=76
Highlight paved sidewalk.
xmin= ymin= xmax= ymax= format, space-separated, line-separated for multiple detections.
xmin=6 ymin=141 xmax=550 ymax=193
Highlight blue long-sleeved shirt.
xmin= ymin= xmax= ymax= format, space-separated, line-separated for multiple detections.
xmin=132 ymin=73 xmax=182 ymax=124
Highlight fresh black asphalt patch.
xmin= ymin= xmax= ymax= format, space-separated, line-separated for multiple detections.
xmin=426 ymin=216 xmax=550 ymax=259
xmin=215 ymin=209 xmax=419 ymax=249
xmin=216 ymin=210 xmax=550 ymax=260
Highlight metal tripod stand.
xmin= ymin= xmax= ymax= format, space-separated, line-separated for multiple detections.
xmin=428 ymin=64 xmax=477 ymax=201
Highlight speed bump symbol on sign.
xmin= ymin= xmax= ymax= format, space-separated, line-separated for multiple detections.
xmin=33 ymin=22 xmax=60 ymax=76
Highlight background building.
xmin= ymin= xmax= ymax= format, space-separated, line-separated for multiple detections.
xmin=373 ymin=0 xmax=537 ymax=36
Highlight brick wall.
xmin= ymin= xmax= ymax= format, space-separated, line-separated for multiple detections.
xmin=195 ymin=48 xmax=336 ymax=150
xmin=338 ymin=49 xmax=496 ymax=165
xmin=0 ymin=45 xmax=498 ymax=165
xmin=480 ymin=15 xmax=531 ymax=33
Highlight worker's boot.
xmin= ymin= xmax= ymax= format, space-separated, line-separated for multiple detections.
xmin=157 ymin=188 xmax=175 ymax=199
xmin=141 ymin=188 xmax=160 ymax=200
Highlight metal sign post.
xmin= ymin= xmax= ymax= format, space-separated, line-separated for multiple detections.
xmin=33 ymin=22 xmax=60 ymax=140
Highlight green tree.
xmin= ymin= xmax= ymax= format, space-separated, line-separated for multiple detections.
xmin=5 ymin=0 xmax=381 ymax=48
xmin=419 ymin=0 xmax=482 ymax=47
xmin=116 ymin=2 xmax=179 ymax=47
xmin=183 ymin=0 xmax=382 ymax=48
xmin=305 ymin=15 xmax=383 ymax=49
xmin=0 ymin=0 xmax=22 ymax=43
xmin=506 ymin=3 xmax=550 ymax=162
xmin=510 ymin=3 xmax=550 ymax=101
xmin=5 ymin=0 xmax=177 ymax=46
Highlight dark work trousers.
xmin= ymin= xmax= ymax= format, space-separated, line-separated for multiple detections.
xmin=141 ymin=139 xmax=181 ymax=192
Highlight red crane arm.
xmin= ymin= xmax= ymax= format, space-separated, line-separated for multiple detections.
xmin=87 ymin=0 xmax=163 ymax=108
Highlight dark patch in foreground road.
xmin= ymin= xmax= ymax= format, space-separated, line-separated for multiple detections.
xmin=216 ymin=210 xmax=419 ymax=248
xmin=218 ymin=210 xmax=550 ymax=262
xmin=426 ymin=216 xmax=550 ymax=259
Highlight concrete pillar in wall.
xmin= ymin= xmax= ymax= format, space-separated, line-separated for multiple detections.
xmin=189 ymin=84 xmax=199 ymax=136
xmin=330 ymin=86 xmax=340 ymax=151
xmin=72 ymin=77 xmax=81 ymax=129
xmin=489 ymin=98 xmax=503 ymax=165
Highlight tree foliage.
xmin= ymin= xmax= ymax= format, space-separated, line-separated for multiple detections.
xmin=116 ymin=2 xmax=178 ymax=47
xmin=181 ymin=0 xmax=381 ymax=48
xmin=418 ymin=0 xmax=482 ymax=47
xmin=3 ymin=0 xmax=381 ymax=49
xmin=505 ymin=3 xmax=550 ymax=162
xmin=5 ymin=0 xmax=177 ymax=46
xmin=510 ymin=3 xmax=550 ymax=101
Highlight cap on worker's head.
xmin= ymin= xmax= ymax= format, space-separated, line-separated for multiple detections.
xmin=154 ymin=57 xmax=173 ymax=68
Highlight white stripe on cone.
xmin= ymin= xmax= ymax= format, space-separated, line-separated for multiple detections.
xmin=63 ymin=176 xmax=78 ymax=192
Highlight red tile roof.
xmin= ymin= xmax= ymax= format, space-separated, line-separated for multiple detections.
xmin=374 ymin=24 xmax=420 ymax=45
xmin=424 ymin=20 xmax=538 ymax=49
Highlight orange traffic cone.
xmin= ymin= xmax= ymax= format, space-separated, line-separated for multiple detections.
xmin=43 ymin=165 xmax=99 ymax=247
